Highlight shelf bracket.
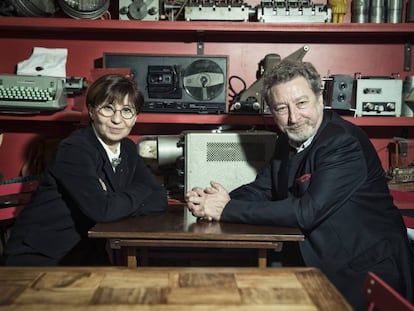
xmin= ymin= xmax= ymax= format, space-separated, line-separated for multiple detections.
xmin=404 ymin=43 xmax=411 ymax=72
xmin=196 ymin=31 xmax=204 ymax=55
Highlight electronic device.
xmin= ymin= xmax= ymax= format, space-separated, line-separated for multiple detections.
xmin=355 ymin=74 xmax=403 ymax=116
xmin=13 ymin=0 xmax=59 ymax=17
xmin=58 ymin=0 xmax=110 ymax=19
xmin=388 ymin=166 xmax=414 ymax=183
xmin=402 ymin=76 xmax=414 ymax=117
xmin=0 ymin=74 xmax=67 ymax=113
xmin=162 ymin=0 xmax=255 ymax=21
xmin=104 ymin=53 xmax=228 ymax=114
xmin=183 ymin=0 xmax=254 ymax=21
xmin=64 ymin=76 xmax=88 ymax=96
xmin=119 ymin=0 xmax=159 ymax=20
xmin=256 ymin=0 xmax=331 ymax=23
xmin=387 ymin=137 xmax=414 ymax=184
xmin=231 ymin=53 xmax=281 ymax=115
xmin=162 ymin=0 xmax=330 ymax=22
xmin=323 ymin=74 xmax=355 ymax=111
xmin=182 ymin=130 xmax=277 ymax=221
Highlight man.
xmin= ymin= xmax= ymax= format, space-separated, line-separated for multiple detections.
xmin=185 ymin=60 xmax=414 ymax=310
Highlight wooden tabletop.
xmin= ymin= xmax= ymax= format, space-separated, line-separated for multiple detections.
xmin=88 ymin=205 xmax=304 ymax=243
xmin=0 ymin=266 xmax=353 ymax=310
xmin=88 ymin=206 xmax=305 ymax=267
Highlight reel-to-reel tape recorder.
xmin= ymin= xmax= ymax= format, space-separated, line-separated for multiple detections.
xmin=103 ymin=53 xmax=228 ymax=113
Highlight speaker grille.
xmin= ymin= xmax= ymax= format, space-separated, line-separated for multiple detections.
xmin=324 ymin=74 xmax=354 ymax=111
xmin=206 ymin=142 xmax=265 ymax=162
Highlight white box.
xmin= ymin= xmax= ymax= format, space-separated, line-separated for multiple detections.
xmin=355 ymin=78 xmax=403 ymax=116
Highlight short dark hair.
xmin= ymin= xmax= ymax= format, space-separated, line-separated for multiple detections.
xmin=262 ymin=60 xmax=322 ymax=106
xmin=86 ymin=74 xmax=144 ymax=113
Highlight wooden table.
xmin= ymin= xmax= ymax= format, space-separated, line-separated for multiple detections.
xmin=0 ymin=266 xmax=353 ymax=310
xmin=88 ymin=206 xmax=304 ymax=268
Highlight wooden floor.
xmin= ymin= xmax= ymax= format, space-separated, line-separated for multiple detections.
xmin=0 ymin=266 xmax=353 ymax=310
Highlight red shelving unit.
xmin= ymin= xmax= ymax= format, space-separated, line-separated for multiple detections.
xmin=0 ymin=16 xmax=413 ymax=178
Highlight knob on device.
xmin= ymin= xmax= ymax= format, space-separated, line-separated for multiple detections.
xmin=355 ymin=74 xmax=403 ymax=116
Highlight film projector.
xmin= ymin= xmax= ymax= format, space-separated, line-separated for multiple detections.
xmin=230 ymin=45 xmax=310 ymax=114
xmin=137 ymin=129 xmax=278 ymax=220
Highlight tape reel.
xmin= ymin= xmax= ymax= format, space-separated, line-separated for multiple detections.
xmin=183 ymin=59 xmax=225 ymax=101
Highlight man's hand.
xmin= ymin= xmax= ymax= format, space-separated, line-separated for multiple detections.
xmin=185 ymin=181 xmax=230 ymax=221
xmin=203 ymin=181 xmax=230 ymax=221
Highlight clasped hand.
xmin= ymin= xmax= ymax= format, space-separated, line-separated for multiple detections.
xmin=185 ymin=181 xmax=230 ymax=221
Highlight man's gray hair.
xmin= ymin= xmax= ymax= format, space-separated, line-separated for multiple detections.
xmin=262 ymin=60 xmax=323 ymax=107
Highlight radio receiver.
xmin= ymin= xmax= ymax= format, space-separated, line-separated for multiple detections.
xmin=355 ymin=73 xmax=403 ymax=116
xmin=104 ymin=53 xmax=228 ymax=114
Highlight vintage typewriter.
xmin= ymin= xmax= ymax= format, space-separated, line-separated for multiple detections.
xmin=0 ymin=74 xmax=67 ymax=113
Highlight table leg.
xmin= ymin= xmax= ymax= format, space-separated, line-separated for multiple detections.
xmin=126 ymin=247 xmax=137 ymax=268
xmin=138 ymin=247 xmax=149 ymax=266
xmin=258 ymin=249 xmax=267 ymax=268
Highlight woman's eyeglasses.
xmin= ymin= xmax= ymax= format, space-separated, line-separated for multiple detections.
xmin=98 ymin=105 xmax=136 ymax=119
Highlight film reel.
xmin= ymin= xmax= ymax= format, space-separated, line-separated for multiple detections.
xmin=183 ymin=59 xmax=225 ymax=101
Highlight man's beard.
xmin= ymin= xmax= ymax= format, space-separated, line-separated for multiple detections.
xmin=285 ymin=120 xmax=315 ymax=145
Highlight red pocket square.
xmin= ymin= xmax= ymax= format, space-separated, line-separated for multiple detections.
xmin=296 ymin=174 xmax=312 ymax=184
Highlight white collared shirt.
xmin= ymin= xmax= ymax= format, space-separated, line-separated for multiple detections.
xmin=290 ymin=134 xmax=315 ymax=153
xmin=92 ymin=125 xmax=121 ymax=171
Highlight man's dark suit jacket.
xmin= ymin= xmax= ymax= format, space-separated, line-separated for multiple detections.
xmin=222 ymin=109 xmax=414 ymax=310
xmin=4 ymin=125 xmax=168 ymax=265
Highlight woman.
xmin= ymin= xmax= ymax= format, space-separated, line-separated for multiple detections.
xmin=4 ymin=74 xmax=168 ymax=265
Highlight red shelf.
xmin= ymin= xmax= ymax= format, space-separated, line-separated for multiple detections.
xmin=1 ymin=17 xmax=413 ymax=34
xmin=0 ymin=17 xmax=412 ymax=128
xmin=344 ymin=116 xmax=414 ymax=127
xmin=137 ymin=113 xmax=414 ymax=127
xmin=137 ymin=113 xmax=269 ymax=125
xmin=0 ymin=110 xmax=82 ymax=122
xmin=0 ymin=17 xmax=413 ymax=43
xmin=0 ymin=111 xmax=412 ymax=127
xmin=0 ymin=15 xmax=412 ymax=179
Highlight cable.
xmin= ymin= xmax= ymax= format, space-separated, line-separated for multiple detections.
xmin=228 ymin=75 xmax=246 ymax=110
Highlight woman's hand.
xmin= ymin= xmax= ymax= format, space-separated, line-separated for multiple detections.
xmin=185 ymin=187 xmax=207 ymax=218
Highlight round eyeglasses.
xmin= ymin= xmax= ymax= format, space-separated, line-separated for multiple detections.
xmin=98 ymin=105 xmax=136 ymax=119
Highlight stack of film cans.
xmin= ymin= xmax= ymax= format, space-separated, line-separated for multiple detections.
xmin=352 ymin=0 xmax=414 ymax=22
